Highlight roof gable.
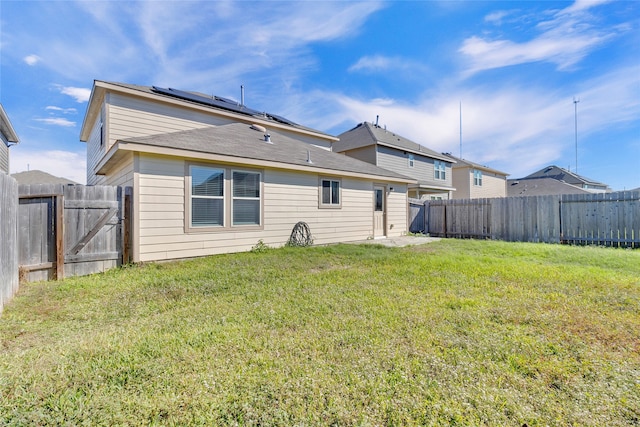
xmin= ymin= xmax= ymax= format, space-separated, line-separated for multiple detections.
xmin=335 ymin=122 xmax=452 ymax=162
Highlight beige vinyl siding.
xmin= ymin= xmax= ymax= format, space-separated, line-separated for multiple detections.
xmin=108 ymin=93 xmax=226 ymax=149
xmin=385 ymin=185 xmax=408 ymax=237
xmin=377 ymin=145 xmax=452 ymax=188
xmin=104 ymin=152 xmax=135 ymax=187
xmin=0 ymin=141 xmax=8 ymax=174
xmin=86 ymin=105 xmax=107 ymax=185
xmin=452 ymin=168 xmax=471 ymax=199
xmin=108 ymin=94 xmax=333 ymax=151
xmin=340 ymin=146 xmax=377 ymax=164
xmin=135 ymin=154 xmax=406 ymax=262
xmin=452 ymin=167 xmax=507 ymax=199
xmin=470 ymin=171 xmax=507 ymax=199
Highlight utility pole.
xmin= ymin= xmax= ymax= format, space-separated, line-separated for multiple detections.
xmin=574 ymin=97 xmax=580 ymax=174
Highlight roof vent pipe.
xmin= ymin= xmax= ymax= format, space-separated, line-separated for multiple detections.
xmin=375 ymin=115 xmax=379 ymax=127
xmin=307 ymin=150 xmax=313 ymax=164
xmin=264 ymin=133 xmax=271 ymax=143
xmin=241 ymin=85 xmax=245 ymax=107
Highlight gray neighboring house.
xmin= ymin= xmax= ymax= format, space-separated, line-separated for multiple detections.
xmin=11 ymin=170 xmax=77 ymax=185
xmin=335 ymin=122 xmax=455 ymax=200
xmin=0 ymin=104 xmax=20 ymax=174
xmin=511 ymin=165 xmax=611 ymax=195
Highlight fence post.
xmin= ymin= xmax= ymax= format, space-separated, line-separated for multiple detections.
xmin=123 ymin=186 xmax=133 ymax=264
xmin=423 ymin=199 xmax=429 ymax=235
xmin=55 ymin=194 xmax=64 ymax=280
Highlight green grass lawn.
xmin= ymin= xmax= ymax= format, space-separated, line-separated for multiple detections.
xmin=1 ymin=239 xmax=639 ymax=426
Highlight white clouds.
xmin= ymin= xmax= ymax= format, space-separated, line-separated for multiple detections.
xmin=314 ymin=64 xmax=639 ymax=180
xmin=23 ymin=54 xmax=41 ymax=66
xmin=349 ymin=55 xmax=394 ymax=73
xmin=57 ymin=86 xmax=91 ymax=103
xmin=34 ymin=117 xmax=76 ymax=127
xmin=348 ymin=55 xmax=429 ymax=76
xmin=9 ymin=148 xmax=86 ymax=184
xmin=46 ymin=106 xmax=77 ymax=114
xmin=460 ymin=1 xmax=618 ymax=76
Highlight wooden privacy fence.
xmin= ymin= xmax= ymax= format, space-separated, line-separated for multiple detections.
xmin=409 ymin=191 xmax=640 ymax=248
xmin=1 ymin=173 xmax=19 ymax=313
xmin=18 ymin=184 xmax=132 ymax=283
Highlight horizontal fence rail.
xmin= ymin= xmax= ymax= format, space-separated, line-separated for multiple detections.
xmin=409 ymin=190 xmax=640 ymax=248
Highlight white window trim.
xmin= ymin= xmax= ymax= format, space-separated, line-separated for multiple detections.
xmin=434 ymin=160 xmax=446 ymax=181
xmin=474 ymin=169 xmax=483 ymax=186
xmin=319 ymin=177 xmax=342 ymax=209
xmin=185 ymin=162 xmax=263 ymax=233
xmin=231 ymin=168 xmax=262 ymax=227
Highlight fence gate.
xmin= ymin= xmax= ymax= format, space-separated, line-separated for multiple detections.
xmin=18 ymin=184 xmax=131 ymax=282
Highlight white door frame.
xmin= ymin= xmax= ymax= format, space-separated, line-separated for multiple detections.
xmin=373 ymin=185 xmax=386 ymax=238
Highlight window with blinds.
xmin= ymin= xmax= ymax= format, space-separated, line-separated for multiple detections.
xmin=188 ymin=164 xmax=262 ymax=230
xmin=190 ymin=165 xmax=224 ymax=227
xmin=232 ymin=170 xmax=261 ymax=226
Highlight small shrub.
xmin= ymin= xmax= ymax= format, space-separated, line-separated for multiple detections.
xmin=250 ymin=239 xmax=270 ymax=253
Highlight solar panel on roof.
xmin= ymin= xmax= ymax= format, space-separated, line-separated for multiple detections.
xmin=152 ymin=86 xmax=263 ymax=117
xmin=266 ymin=113 xmax=298 ymax=126
xmin=152 ymin=86 xmax=298 ymax=127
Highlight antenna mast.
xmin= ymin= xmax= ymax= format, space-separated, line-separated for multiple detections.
xmin=459 ymin=101 xmax=462 ymax=158
xmin=574 ymin=97 xmax=580 ymax=174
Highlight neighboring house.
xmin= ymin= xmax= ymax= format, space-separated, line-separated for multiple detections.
xmin=514 ymin=165 xmax=611 ymax=194
xmin=11 ymin=170 xmax=77 ymax=185
xmin=0 ymin=104 xmax=20 ymax=174
xmin=507 ymin=177 xmax=592 ymax=197
xmin=442 ymin=154 xmax=509 ymax=199
xmin=80 ymin=81 xmax=415 ymax=262
xmin=335 ymin=122 xmax=455 ymax=200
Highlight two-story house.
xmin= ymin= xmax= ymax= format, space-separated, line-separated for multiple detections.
xmin=442 ymin=154 xmax=509 ymax=199
xmin=335 ymin=122 xmax=455 ymax=200
xmin=0 ymin=104 xmax=19 ymax=174
xmin=79 ymin=81 xmax=415 ymax=262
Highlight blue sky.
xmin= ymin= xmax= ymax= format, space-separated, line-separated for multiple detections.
xmin=1 ymin=0 xmax=638 ymax=190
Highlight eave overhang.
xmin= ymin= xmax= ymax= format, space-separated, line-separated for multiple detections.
xmin=96 ymin=141 xmax=417 ymax=185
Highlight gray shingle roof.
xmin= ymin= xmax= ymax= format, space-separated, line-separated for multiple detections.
xmin=335 ymin=122 xmax=452 ymax=162
xmin=523 ymin=165 xmax=608 ymax=188
xmin=119 ymin=123 xmax=415 ymax=182
xmin=507 ymin=177 xmax=590 ymax=196
xmin=443 ymin=153 xmax=509 ymax=176
xmin=11 ymin=170 xmax=77 ymax=185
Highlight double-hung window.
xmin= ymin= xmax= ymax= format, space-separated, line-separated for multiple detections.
xmin=190 ymin=165 xmax=225 ymax=227
xmin=434 ymin=160 xmax=446 ymax=180
xmin=320 ymin=178 xmax=341 ymax=208
xmin=188 ymin=164 xmax=262 ymax=230
xmin=408 ymin=154 xmax=415 ymax=168
xmin=232 ymin=170 xmax=261 ymax=226
xmin=473 ymin=169 xmax=483 ymax=186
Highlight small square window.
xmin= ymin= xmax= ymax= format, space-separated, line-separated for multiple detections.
xmin=320 ymin=178 xmax=341 ymax=208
